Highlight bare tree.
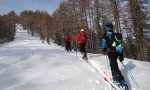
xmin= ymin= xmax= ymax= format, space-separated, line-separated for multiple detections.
xmin=128 ymin=0 xmax=148 ymax=61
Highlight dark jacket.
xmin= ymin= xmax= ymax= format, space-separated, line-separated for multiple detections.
xmin=101 ymin=30 xmax=124 ymax=60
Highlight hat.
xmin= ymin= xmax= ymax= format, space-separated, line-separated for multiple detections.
xmin=80 ymin=29 xmax=84 ymax=32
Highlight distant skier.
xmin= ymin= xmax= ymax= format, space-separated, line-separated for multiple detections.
xmin=76 ymin=29 xmax=87 ymax=60
xmin=65 ymin=32 xmax=72 ymax=52
xmin=101 ymin=22 xmax=128 ymax=89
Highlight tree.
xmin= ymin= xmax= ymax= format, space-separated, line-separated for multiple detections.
xmin=128 ymin=0 xmax=148 ymax=61
xmin=0 ymin=11 xmax=17 ymax=42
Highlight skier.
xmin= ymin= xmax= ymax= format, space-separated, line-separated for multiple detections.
xmin=101 ymin=22 xmax=128 ymax=89
xmin=65 ymin=32 xmax=72 ymax=52
xmin=76 ymin=29 xmax=87 ymax=60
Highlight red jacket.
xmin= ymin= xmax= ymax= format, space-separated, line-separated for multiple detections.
xmin=76 ymin=32 xmax=87 ymax=45
xmin=66 ymin=35 xmax=72 ymax=42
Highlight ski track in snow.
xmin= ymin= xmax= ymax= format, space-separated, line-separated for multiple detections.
xmin=0 ymin=24 xmax=150 ymax=90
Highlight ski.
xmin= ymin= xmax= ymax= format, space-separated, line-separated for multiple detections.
xmin=103 ymin=67 xmax=129 ymax=90
xmin=99 ymin=64 xmax=121 ymax=90
xmin=81 ymin=59 xmax=121 ymax=90
xmin=79 ymin=54 xmax=128 ymax=90
xmin=111 ymin=73 xmax=129 ymax=90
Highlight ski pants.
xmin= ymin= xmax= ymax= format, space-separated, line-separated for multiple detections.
xmin=80 ymin=42 xmax=86 ymax=53
xmin=107 ymin=51 xmax=124 ymax=82
xmin=65 ymin=41 xmax=71 ymax=52
xmin=80 ymin=42 xmax=87 ymax=56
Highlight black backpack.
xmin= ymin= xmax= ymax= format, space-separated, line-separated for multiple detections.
xmin=106 ymin=32 xmax=123 ymax=53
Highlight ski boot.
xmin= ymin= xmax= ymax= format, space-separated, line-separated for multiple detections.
xmin=112 ymin=76 xmax=120 ymax=86
xmin=120 ymin=80 xmax=128 ymax=90
xmin=82 ymin=53 xmax=87 ymax=61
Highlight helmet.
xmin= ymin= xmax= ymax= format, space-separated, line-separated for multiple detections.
xmin=104 ymin=22 xmax=113 ymax=30
xmin=80 ymin=29 xmax=84 ymax=32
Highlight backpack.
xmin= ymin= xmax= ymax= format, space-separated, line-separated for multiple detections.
xmin=106 ymin=32 xmax=123 ymax=54
xmin=80 ymin=32 xmax=87 ymax=42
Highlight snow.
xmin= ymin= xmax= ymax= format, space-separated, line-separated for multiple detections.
xmin=0 ymin=24 xmax=150 ymax=90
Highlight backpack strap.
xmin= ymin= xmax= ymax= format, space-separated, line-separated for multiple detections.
xmin=107 ymin=32 xmax=112 ymax=40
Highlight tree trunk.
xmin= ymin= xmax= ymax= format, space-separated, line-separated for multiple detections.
xmin=111 ymin=0 xmax=121 ymax=33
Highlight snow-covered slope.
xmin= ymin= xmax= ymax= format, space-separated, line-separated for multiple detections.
xmin=0 ymin=24 xmax=150 ymax=90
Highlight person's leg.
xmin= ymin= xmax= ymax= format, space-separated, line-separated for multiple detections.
xmin=66 ymin=42 xmax=69 ymax=51
xmin=80 ymin=43 xmax=84 ymax=54
xmin=82 ymin=42 xmax=86 ymax=53
xmin=108 ymin=52 xmax=127 ymax=89
xmin=108 ymin=52 xmax=124 ymax=82
xmin=68 ymin=42 xmax=72 ymax=52
xmin=110 ymin=60 xmax=124 ymax=82
xmin=82 ymin=42 xmax=87 ymax=59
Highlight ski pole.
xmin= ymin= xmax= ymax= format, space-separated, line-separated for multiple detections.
xmin=105 ymin=51 xmax=110 ymax=72
xmin=105 ymin=51 xmax=112 ymax=79
xmin=121 ymin=62 xmax=140 ymax=90
xmin=76 ymin=45 xmax=78 ymax=57
xmin=76 ymin=50 xmax=77 ymax=56
xmin=76 ymin=45 xmax=77 ymax=56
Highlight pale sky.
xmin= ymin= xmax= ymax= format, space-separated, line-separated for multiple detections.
xmin=0 ymin=0 xmax=62 ymax=15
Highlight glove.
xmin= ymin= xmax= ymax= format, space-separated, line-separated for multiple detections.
xmin=116 ymin=44 xmax=123 ymax=54
xmin=119 ymin=56 xmax=124 ymax=62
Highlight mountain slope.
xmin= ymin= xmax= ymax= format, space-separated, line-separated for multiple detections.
xmin=0 ymin=25 xmax=108 ymax=90
xmin=0 ymin=24 xmax=150 ymax=90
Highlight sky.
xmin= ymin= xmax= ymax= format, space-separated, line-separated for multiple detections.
xmin=0 ymin=0 xmax=62 ymax=15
